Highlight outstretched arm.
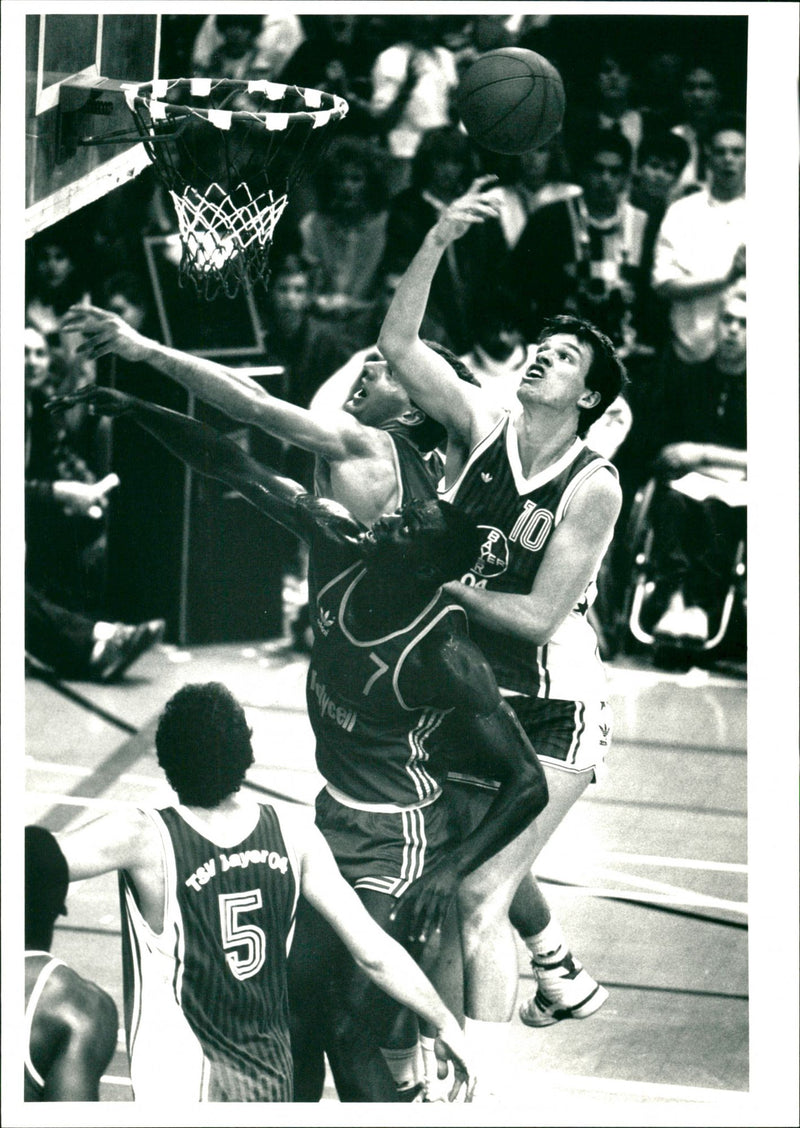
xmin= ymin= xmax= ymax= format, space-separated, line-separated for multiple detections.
xmin=377 ymin=177 xmax=504 ymax=450
xmin=46 ymin=386 xmax=360 ymax=546
xmin=298 ymin=819 xmax=476 ymax=1101
xmin=60 ymin=304 xmax=385 ymax=462
xmin=393 ymin=632 xmax=548 ymax=941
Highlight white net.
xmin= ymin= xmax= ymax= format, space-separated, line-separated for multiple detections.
xmin=170 ymin=182 xmax=289 ymax=298
xmin=124 ymin=78 xmax=348 ymax=299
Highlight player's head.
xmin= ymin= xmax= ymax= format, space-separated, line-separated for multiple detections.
xmin=714 ymin=283 xmax=747 ymax=372
xmin=26 ymin=825 xmax=69 ymax=950
xmin=522 ymin=315 xmax=628 ymax=438
xmin=345 ymin=343 xmax=477 ymax=452
xmin=363 ymin=498 xmax=483 ymax=587
xmin=155 ymin=682 xmax=255 ymax=808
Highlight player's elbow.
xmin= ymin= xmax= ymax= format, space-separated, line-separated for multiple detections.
xmin=377 ymin=322 xmax=411 ymax=362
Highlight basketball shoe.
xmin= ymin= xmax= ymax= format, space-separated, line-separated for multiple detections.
xmin=519 ymin=951 xmax=608 ymax=1028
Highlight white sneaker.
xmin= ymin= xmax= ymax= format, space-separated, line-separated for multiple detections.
xmin=519 ymin=953 xmax=609 ymax=1028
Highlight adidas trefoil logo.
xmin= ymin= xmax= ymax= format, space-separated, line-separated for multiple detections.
xmin=317 ymin=607 xmax=334 ymax=636
xmin=480 ymin=472 xmax=493 ymax=483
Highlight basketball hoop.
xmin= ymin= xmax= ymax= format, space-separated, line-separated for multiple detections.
xmin=122 ymin=78 xmax=348 ymax=299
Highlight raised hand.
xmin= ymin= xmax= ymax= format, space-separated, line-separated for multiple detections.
xmin=59 ymin=305 xmax=149 ymax=364
xmin=429 ymin=175 xmax=503 ymax=247
xmin=46 ymin=385 xmax=139 ymax=419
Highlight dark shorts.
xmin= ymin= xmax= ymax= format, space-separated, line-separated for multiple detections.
xmin=444 ymin=696 xmax=612 ymax=839
xmin=314 ymin=787 xmax=451 ymax=899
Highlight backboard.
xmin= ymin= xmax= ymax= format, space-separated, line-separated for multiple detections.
xmin=26 ymin=12 xmax=160 ymax=237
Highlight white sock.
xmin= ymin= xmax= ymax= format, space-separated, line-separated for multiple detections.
xmin=380 ymin=1043 xmax=421 ymax=1092
xmin=523 ymin=917 xmax=568 ymax=966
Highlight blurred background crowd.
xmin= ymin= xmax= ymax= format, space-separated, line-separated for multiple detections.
xmin=24 ymin=12 xmax=748 ymax=674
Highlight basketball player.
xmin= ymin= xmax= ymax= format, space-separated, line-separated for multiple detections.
xmin=24 ymin=825 xmax=118 ymax=1101
xmin=55 ymin=681 xmax=476 ymax=1103
xmin=378 ymin=175 xmax=625 ymax=1073
xmin=56 ymin=304 xmax=516 ymax=1098
xmin=48 ymin=383 xmax=547 ymax=1100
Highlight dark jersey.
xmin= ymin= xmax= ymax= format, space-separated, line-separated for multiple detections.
xmin=441 ymin=416 xmax=617 ymax=700
xmin=307 ymin=558 xmax=468 ymax=806
xmin=313 ymin=426 xmax=442 ymax=516
xmin=119 ymin=804 xmax=300 ymax=1102
xmin=384 ymin=426 xmax=444 ymax=504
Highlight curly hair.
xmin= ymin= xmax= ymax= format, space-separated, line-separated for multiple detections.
xmin=536 ymin=315 xmax=628 ymax=438
xmin=155 ymin=683 xmax=255 ymax=808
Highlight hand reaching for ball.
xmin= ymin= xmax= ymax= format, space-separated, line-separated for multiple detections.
xmin=429 ymin=175 xmax=503 ymax=247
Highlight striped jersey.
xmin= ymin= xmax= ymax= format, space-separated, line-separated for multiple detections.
xmin=307 ymin=560 xmax=467 ymax=805
xmin=441 ymin=415 xmax=617 ymax=700
xmin=119 ymin=804 xmax=300 ymax=1102
xmin=384 ymin=426 xmax=444 ymax=504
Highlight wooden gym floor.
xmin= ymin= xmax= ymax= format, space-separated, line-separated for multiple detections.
xmin=7 ymin=628 xmax=797 ymax=1125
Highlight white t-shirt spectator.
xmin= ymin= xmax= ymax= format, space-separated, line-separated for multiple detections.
xmin=652 ymin=186 xmax=746 ymax=363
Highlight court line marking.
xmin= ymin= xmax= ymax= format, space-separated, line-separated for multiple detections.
xmin=601 ymin=852 xmax=747 ymax=873
xmin=26 ymin=758 xmax=164 ymax=788
xmin=541 ymin=882 xmax=747 ymax=914
xmin=591 ymin=864 xmax=746 ymax=906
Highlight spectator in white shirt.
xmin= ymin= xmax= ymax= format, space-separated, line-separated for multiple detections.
xmin=652 ymin=112 xmax=745 ymax=364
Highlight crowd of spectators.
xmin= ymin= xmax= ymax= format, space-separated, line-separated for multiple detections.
xmin=25 ymin=13 xmax=748 ymax=667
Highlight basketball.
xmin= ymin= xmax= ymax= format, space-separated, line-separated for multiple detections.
xmin=457 ymin=48 xmax=566 ymax=156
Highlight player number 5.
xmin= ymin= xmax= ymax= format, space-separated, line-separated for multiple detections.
xmin=219 ymin=890 xmax=266 ymax=980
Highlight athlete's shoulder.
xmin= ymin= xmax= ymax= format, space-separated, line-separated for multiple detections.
xmin=562 ymin=458 xmax=622 ymax=528
xmin=39 ymin=961 xmax=118 ymax=1032
xmin=408 ymin=606 xmax=497 ymax=710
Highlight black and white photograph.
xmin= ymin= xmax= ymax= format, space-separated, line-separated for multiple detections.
xmin=2 ymin=3 xmax=798 ymax=1124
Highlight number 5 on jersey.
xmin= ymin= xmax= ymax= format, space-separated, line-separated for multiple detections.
xmin=219 ymin=890 xmax=266 ymax=980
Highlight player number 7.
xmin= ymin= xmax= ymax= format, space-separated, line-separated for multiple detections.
xmin=363 ymin=652 xmax=389 ymax=696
